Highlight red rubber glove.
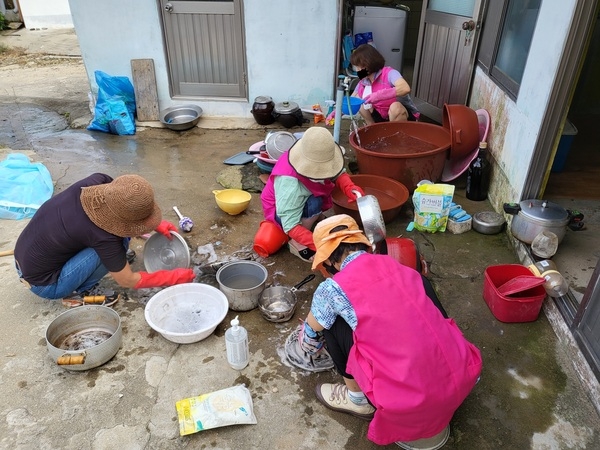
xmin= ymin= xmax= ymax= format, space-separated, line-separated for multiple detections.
xmin=135 ymin=268 xmax=195 ymax=289
xmin=288 ymin=224 xmax=316 ymax=251
xmin=155 ymin=220 xmax=177 ymax=239
xmin=363 ymin=87 xmax=397 ymax=105
xmin=335 ymin=172 xmax=365 ymax=203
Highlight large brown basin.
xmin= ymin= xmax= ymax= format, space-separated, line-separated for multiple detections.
xmin=350 ymin=122 xmax=451 ymax=191
xmin=332 ymin=174 xmax=409 ymax=225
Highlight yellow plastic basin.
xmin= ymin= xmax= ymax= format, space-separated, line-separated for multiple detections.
xmin=213 ymin=189 xmax=252 ymax=215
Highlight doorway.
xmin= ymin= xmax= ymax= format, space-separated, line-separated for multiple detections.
xmin=159 ymin=0 xmax=247 ymax=99
xmin=545 ymin=9 xmax=600 ymax=201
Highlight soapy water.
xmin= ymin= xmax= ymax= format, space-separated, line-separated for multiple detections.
xmin=154 ymin=296 xmax=223 ymax=334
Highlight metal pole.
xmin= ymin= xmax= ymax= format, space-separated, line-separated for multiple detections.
xmin=333 ymin=81 xmax=345 ymax=144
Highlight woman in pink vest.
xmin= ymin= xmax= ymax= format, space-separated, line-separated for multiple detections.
xmin=291 ymin=214 xmax=482 ymax=449
xmin=350 ymin=44 xmax=420 ymax=125
xmin=258 ymin=127 xmax=364 ymax=262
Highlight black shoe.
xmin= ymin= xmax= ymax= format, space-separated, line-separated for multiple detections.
xmin=288 ymin=244 xmax=315 ymax=263
xmin=126 ymin=249 xmax=136 ymax=263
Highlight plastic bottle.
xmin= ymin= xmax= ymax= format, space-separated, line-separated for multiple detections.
xmin=528 ymin=259 xmax=558 ymax=276
xmin=541 ymin=269 xmax=570 ymax=297
xmin=225 ymin=316 xmax=249 ymax=370
xmin=466 ymin=141 xmax=491 ymax=201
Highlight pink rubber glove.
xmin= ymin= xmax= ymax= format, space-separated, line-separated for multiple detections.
xmin=155 ymin=220 xmax=177 ymax=239
xmin=363 ymin=87 xmax=397 ymax=105
xmin=135 ymin=268 xmax=195 ymax=289
xmin=288 ymin=224 xmax=316 ymax=251
xmin=335 ymin=172 xmax=365 ymax=203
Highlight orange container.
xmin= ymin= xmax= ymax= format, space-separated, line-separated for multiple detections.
xmin=253 ymin=220 xmax=289 ymax=257
xmin=483 ymin=264 xmax=547 ymax=323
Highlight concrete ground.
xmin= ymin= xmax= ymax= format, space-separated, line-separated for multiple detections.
xmin=1 ymin=28 xmax=599 ymax=450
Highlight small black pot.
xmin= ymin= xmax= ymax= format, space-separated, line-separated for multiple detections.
xmin=273 ymin=101 xmax=305 ymax=128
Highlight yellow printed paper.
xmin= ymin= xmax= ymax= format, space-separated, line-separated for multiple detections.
xmin=175 ymin=384 xmax=257 ymax=436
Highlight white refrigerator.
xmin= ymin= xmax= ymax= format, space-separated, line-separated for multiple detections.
xmin=353 ymin=5 xmax=408 ymax=73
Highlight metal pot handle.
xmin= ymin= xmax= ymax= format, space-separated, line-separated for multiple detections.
xmin=57 ymin=353 xmax=86 ymax=366
xmin=291 ymin=274 xmax=316 ymax=292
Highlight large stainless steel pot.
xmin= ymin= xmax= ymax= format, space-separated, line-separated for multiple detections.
xmin=216 ymin=260 xmax=268 ymax=311
xmin=46 ymin=305 xmax=122 ymax=371
xmin=504 ymin=199 xmax=570 ymax=244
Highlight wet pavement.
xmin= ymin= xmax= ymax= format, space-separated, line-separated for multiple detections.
xmin=1 ymin=28 xmax=600 ymax=449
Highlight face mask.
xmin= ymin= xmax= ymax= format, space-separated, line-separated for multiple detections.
xmin=357 ymin=68 xmax=369 ymax=79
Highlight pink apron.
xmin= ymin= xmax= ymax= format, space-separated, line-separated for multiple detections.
xmin=260 ymin=151 xmax=335 ymax=228
xmin=335 ymin=253 xmax=482 ymax=445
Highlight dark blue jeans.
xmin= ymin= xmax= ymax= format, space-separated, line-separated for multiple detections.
xmin=16 ymin=238 xmax=129 ymax=300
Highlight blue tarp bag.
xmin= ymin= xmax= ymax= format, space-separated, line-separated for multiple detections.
xmin=0 ymin=153 xmax=54 ymax=220
xmin=87 ymin=70 xmax=136 ymax=135
xmin=354 ymin=32 xmax=374 ymax=47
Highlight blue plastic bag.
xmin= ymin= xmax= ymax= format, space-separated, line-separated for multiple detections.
xmin=354 ymin=32 xmax=374 ymax=47
xmin=0 ymin=153 xmax=54 ymax=220
xmin=88 ymin=70 xmax=137 ymax=135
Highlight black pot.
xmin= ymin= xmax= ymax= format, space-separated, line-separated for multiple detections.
xmin=251 ymin=96 xmax=275 ymax=125
xmin=273 ymin=101 xmax=305 ymax=128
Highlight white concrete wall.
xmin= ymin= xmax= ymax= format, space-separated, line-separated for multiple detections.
xmin=68 ymin=0 xmax=338 ymax=119
xmin=470 ymin=0 xmax=577 ymax=203
xmin=19 ymin=0 xmax=73 ymax=29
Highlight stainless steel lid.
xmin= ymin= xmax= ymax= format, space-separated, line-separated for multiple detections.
xmin=274 ymin=101 xmax=300 ymax=114
xmin=518 ymin=199 xmax=570 ymax=226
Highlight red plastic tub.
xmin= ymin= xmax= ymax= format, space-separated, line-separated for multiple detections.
xmin=483 ymin=264 xmax=547 ymax=323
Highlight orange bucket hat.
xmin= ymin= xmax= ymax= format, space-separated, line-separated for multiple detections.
xmin=311 ymin=214 xmax=371 ymax=272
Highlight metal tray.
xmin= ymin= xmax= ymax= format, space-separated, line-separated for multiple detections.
xmin=224 ymin=152 xmax=256 ymax=165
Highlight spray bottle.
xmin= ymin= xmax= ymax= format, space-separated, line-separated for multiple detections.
xmin=225 ymin=315 xmax=249 ymax=370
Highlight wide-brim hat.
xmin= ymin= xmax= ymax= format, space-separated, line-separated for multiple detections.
xmin=311 ymin=214 xmax=372 ymax=271
xmin=80 ymin=174 xmax=162 ymax=238
xmin=288 ymin=127 xmax=345 ymax=180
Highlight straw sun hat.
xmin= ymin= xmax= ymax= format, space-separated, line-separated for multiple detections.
xmin=80 ymin=174 xmax=162 ymax=237
xmin=311 ymin=214 xmax=371 ymax=271
xmin=288 ymin=127 xmax=345 ymax=180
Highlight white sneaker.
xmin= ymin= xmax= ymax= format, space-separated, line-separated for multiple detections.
xmin=315 ymin=383 xmax=375 ymax=420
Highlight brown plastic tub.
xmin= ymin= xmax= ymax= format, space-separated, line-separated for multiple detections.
xmin=332 ymin=174 xmax=409 ymax=224
xmin=350 ymin=122 xmax=450 ymax=192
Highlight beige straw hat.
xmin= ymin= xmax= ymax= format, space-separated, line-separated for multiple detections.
xmin=80 ymin=174 xmax=162 ymax=237
xmin=311 ymin=214 xmax=371 ymax=272
xmin=288 ymin=127 xmax=345 ymax=180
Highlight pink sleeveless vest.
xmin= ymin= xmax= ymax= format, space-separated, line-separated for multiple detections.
xmin=355 ymin=67 xmax=396 ymax=119
xmin=260 ymin=152 xmax=335 ymax=228
xmin=334 ymin=253 xmax=482 ymax=445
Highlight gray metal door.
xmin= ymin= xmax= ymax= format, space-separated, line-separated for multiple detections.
xmin=413 ymin=0 xmax=484 ymax=122
xmin=574 ymin=261 xmax=600 ymax=380
xmin=160 ymin=0 xmax=247 ymax=99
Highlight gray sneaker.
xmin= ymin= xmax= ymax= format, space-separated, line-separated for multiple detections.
xmin=284 ymin=326 xmax=334 ymax=372
xmin=315 ymin=383 xmax=375 ymax=420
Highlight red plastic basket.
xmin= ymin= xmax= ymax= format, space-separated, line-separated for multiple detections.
xmin=483 ymin=264 xmax=546 ymax=323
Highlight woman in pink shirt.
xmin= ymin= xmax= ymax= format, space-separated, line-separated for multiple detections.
xmin=292 ymin=214 xmax=482 ymax=449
